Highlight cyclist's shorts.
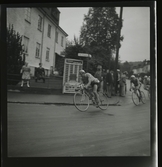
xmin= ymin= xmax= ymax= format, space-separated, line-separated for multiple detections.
xmin=91 ymin=81 xmax=100 ymax=88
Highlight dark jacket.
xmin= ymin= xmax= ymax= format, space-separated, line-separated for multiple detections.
xmin=106 ymin=72 xmax=112 ymax=84
xmin=94 ymin=71 xmax=103 ymax=82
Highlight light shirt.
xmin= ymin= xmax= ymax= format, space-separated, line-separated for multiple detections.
xmin=82 ymin=73 xmax=100 ymax=84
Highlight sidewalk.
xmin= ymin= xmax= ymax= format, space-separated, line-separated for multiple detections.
xmin=7 ymin=91 xmax=133 ymax=106
xmin=7 ymin=79 xmax=136 ymax=106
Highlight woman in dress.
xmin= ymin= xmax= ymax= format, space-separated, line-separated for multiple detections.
xmin=20 ymin=62 xmax=31 ymax=87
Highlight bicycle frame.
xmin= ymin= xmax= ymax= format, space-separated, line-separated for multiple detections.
xmin=131 ymin=87 xmax=141 ymax=98
xmin=131 ymin=87 xmax=146 ymax=105
xmin=79 ymin=84 xmax=97 ymax=103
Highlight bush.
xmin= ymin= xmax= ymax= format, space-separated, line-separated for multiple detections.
xmin=7 ymin=24 xmax=24 ymax=85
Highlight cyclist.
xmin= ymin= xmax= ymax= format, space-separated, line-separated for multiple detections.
xmin=143 ymin=75 xmax=150 ymax=91
xmin=129 ymin=75 xmax=142 ymax=98
xmin=79 ymin=70 xmax=100 ymax=106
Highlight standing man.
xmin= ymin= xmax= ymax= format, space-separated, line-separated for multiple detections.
xmin=116 ymin=69 xmax=121 ymax=95
xmin=119 ymin=71 xmax=127 ymax=97
xmin=94 ymin=65 xmax=103 ymax=91
xmin=110 ymin=70 xmax=115 ymax=95
xmin=106 ymin=69 xmax=113 ymax=97
xmin=35 ymin=63 xmax=45 ymax=83
xmin=102 ymin=69 xmax=107 ymax=94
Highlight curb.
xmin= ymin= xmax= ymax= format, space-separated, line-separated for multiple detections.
xmin=7 ymin=101 xmax=121 ymax=106
xmin=7 ymin=87 xmax=63 ymax=95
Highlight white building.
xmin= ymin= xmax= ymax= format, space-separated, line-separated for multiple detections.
xmin=7 ymin=7 xmax=68 ymax=76
xmin=132 ymin=60 xmax=150 ymax=75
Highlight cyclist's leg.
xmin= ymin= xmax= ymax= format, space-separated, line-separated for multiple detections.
xmin=87 ymin=87 xmax=94 ymax=100
xmin=134 ymin=86 xmax=139 ymax=97
xmin=136 ymin=85 xmax=142 ymax=99
xmin=93 ymin=84 xmax=100 ymax=104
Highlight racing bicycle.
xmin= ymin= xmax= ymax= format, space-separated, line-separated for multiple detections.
xmin=73 ymin=84 xmax=109 ymax=111
xmin=130 ymin=87 xmax=146 ymax=106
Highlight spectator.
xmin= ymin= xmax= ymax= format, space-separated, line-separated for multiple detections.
xmin=35 ymin=63 xmax=45 ymax=83
xmin=110 ymin=70 xmax=115 ymax=95
xmin=143 ymin=75 xmax=150 ymax=91
xmin=102 ymin=69 xmax=107 ymax=94
xmin=20 ymin=62 xmax=31 ymax=87
xmin=106 ymin=69 xmax=113 ymax=98
xmin=119 ymin=71 xmax=127 ymax=97
xmin=94 ymin=65 xmax=103 ymax=91
xmin=116 ymin=69 xmax=121 ymax=95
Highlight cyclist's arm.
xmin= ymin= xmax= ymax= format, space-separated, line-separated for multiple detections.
xmin=137 ymin=79 xmax=141 ymax=89
xmin=84 ymin=74 xmax=92 ymax=88
xmin=84 ymin=78 xmax=91 ymax=88
xmin=79 ymin=76 xmax=84 ymax=85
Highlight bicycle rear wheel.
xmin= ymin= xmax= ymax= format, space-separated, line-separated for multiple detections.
xmin=141 ymin=91 xmax=146 ymax=104
xmin=73 ymin=92 xmax=90 ymax=111
xmin=132 ymin=92 xmax=140 ymax=106
xmin=98 ymin=92 xmax=109 ymax=110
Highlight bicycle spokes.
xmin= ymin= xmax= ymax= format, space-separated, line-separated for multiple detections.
xmin=98 ymin=92 xmax=109 ymax=110
xmin=73 ymin=92 xmax=90 ymax=111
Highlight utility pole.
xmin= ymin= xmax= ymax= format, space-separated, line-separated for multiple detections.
xmin=115 ymin=7 xmax=123 ymax=94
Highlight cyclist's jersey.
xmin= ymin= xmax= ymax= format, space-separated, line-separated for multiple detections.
xmin=131 ymin=78 xmax=140 ymax=87
xmin=82 ymin=73 xmax=100 ymax=84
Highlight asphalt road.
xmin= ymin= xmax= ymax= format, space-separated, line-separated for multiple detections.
xmin=7 ymin=99 xmax=150 ymax=157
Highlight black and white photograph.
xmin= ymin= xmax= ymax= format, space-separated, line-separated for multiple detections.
xmin=1 ymin=2 xmax=157 ymax=167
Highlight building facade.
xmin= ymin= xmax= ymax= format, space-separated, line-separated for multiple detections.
xmin=7 ymin=7 xmax=68 ymax=76
xmin=132 ymin=60 xmax=150 ymax=75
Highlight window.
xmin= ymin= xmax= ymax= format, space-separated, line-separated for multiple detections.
xmin=23 ymin=36 xmax=29 ymax=54
xmin=25 ymin=8 xmax=31 ymax=23
xmin=38 ymin=15 xmax=43 ymax=31
xmin=61 ymin=36 xmax=64 ymax=47
xmin=56 ymin=32 xmax=58 ymax=43
xmin=46 ymin=48 xmax=50 ymax=61
xmin=35 ymin=43 xmax=41 ymax=58
xmin=47 ymin=24 xmax=51 ymax=37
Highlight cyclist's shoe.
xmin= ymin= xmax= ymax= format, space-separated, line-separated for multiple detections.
xmin=96 ymin=103 xmax=99 ymax=108
xmin=96 ymin=101 xmax=101 ymax=108
xmin=92 ymin=100 xmax=96 ymax=105
xmin=91 ymin=97 xmax=95 ymax=103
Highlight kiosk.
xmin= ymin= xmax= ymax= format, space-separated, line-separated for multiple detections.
xmin=63 ymin=58 xmax=83 ymax=93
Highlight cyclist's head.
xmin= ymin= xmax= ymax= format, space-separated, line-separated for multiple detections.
xmin=130 ymin=75 xmax=135 ymax=80
xmin=79 ymin=70 xmax=85 ymax=76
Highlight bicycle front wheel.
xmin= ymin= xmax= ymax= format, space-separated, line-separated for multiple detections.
xmin=98 ymin=92 xmax=109 ymax=110
xmin=73 ymin=92 xmax=90 ymax=111
xmin=132 ymin=92 xmax=140 ymax=106
xmin=141 ymin=91 xmax=146 ymax=104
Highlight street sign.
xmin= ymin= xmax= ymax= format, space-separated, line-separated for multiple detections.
xmin=78 ymin=53 xmax=91 ymax=58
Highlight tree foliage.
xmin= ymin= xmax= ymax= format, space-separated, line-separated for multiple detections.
xmin=63 ymin=7 xmax=123 ymax=74
xmin=7 ymin=24 xmax=24 ymax=85
xmin=79 ymin=7 xmax=123 ymax=72
xmin=120 ymin=61 xmax=131 ymax=73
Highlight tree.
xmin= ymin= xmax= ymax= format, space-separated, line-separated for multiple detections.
xmin=121 ymin=61 xmax=131 ymax=73
xmin=79 ymin=7 xmax=124 ymax=71
xmin=7 ymin=24 xmax=24 ymax=85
